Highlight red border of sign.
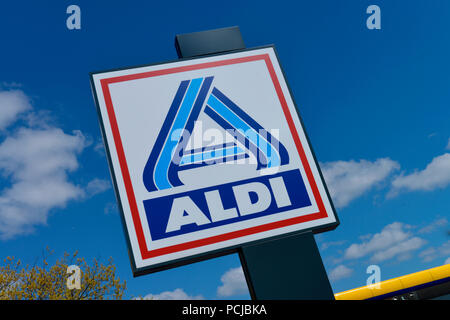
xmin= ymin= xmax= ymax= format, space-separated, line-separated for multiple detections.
xmin=99 ymin=53 xmax=329 ymax=260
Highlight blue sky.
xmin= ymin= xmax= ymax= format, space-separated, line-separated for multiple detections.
xmin=0 ymin=0 xmax=449 ymax=299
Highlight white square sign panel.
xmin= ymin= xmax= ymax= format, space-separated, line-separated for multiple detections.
xmin=90 ymin=46 xmax=339 ymax=275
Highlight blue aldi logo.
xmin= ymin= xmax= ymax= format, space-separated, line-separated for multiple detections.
xmin=91 ymin=47 xmax=338 ymax=275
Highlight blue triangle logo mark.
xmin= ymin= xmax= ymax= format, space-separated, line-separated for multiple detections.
xmin=143 ymin=76 xmax=289 ymax=192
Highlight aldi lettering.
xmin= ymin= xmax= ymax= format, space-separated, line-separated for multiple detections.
xmin=145 ymin=169 xmax=311 ymax=240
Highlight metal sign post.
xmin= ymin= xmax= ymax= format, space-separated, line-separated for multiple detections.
xmin=175 ymin=26 xmax=335 ymax=300
xmin=239 ymin=232 xmax=335 ymax=299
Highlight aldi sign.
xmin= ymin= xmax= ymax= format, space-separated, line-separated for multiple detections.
xmin=90 ymin=46 xmax=338 ymax=275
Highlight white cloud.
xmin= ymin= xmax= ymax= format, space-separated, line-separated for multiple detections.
xmin=419 ymin=247 xmax=437 ymax=262
xmin=104 ymin=202 xmax=118 ymax=215
xmin=24 ymin=109 xmax=53 ymax=129
xmin=329 ymin=265 xmax=353 ymax=282
xmin=0 ymin=88 xmax=110 ymax=239
xmin=320 ymin=240 xmax=347 ymax=251
xmin=344 ymin=222 xmax=426 ymax=263
xmin=445 ymin=257 xmax=450 ymax=265
xmin=418 ymin=218 xmax=448 ymax=234
xmin=217 ymin=267 xmax=247 ymax=297
xmin=320 ymin=158 xmax=399 ymax=208
xmin=419 ymin=240 xmax=450 ymax=263
xmin=139 ymin=288 xmax=204 ymax=300
xmin=389 ymin=153 xmax=450 ymax=196
xmin=0 ymin=127 xmax=86 ymax=239
xmin=93 ymin=139 xmax=105 ymax=156
xmin=371 ymin=237 xmax=425 ymax=262
xmin=85 ymin=178 xmax=111 ymax=197
xmin=0 ymin=90 xmax=31 ymax=130
xmin=446 ymin=138 xmax=450 ymax=150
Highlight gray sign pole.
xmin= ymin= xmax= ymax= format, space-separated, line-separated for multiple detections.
xmin=175 ymin=26 xmax=335 ymax=300
xmin=239 ymin=232 xmax=335 ymax=299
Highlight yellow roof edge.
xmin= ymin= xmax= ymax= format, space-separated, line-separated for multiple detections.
xmin=334 ymin=264 xmax=450 ymax=300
